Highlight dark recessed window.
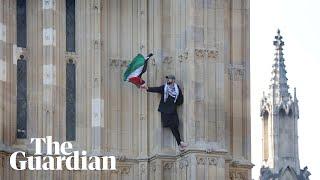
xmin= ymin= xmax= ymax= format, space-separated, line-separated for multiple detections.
xmin=17 ymin=0 xmax=27 ymax=48
xmin=66 ymin=59 xmax=76 ymax=141
xmin=17 ymin=56 xmax=27 ymax=138
xmin=66 ymin=0 xmax=75 ymax=52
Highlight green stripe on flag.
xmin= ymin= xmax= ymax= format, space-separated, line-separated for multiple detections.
xmin=123 ymin=54 xmax=145 ymax=81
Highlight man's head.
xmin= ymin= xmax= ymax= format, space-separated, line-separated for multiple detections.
xmin=165 ymin=75 xmax=175 ymax=85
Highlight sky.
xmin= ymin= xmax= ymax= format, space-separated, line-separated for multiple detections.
xmin=251 ymin=0 xmax=320 ymax=179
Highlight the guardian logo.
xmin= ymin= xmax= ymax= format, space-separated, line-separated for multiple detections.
xmin=10 ymin=136 xmax=116 ymax=171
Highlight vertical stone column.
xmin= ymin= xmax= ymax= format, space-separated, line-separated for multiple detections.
xmin=214 ymin=0 xmax=226 ymax=149
xmin=227 ymin=0 xmax=252 ymax=179
xmin=40 ymin=0 xmax=56 ymax=175
xmin=138 ymin=0 xmax=148 ymax=157
xmin=3 ymin=0 xmax=15 ymax=146
xmin=90 ymin=0 xmax=103 ymax=154
xmin=106 ymin=0 xmax=119 ymax=155
xmin=184 ymin=0 xmax=196 ymax=145
xmin=42 ymin=0 xmax=56 ymax=139
xmin=75 ymin=0 xmax=88 ymax=150
xmin=147 ymin=0 xmax=162 ymax=155
xmin=0 ymin=0 xmax=6 ymax=145
xmin=137 ymin=1 xmax=149 ymax=178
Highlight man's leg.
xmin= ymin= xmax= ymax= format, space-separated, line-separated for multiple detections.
xmin=169 ymin=125 xmax=182 ymax=145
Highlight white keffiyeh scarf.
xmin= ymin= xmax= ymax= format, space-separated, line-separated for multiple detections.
xmin=164 ymin=83 xmax=179 ymax=103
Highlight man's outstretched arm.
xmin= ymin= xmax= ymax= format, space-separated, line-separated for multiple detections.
xmin=141 ymin=84 xmax=163 ymax=93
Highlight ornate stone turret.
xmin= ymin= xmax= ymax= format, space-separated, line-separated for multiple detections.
xmin=270 ymin=29 xmax=290 ymax=104
xmin=259 ymin=30 xmax=310 ymax=180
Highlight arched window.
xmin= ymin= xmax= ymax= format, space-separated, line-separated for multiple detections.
xmin=17 ymin=0 xmax=27 ymax=48
xmin=66 ymin=0 xmax=75 ymax=52
xmin=66 ymin=59 xmax=76 ymax=141
xmin=17 ymin=55 xmax=27 ymax=138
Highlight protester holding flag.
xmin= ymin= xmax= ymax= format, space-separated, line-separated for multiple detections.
xmin=141 ymin=75 xmax=187 ymax=151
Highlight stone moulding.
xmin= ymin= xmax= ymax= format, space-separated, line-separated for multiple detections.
xmin=107 ymin=49 xmax=222 ymax=69
xmin=194 ymin=48 xmax=219 ymax=59
xmin=109 ymin=58 xmax=130 ymax=68
xmin=229 ymin=171 xmax=247 ymax=180
xmin=178 ymin=51 xmax=189 ymax=62
xmin=139 ymin=163 xmax=146 ymax=174
xmin=227 ymin=64 xmax=246 ymax=81
xmin=13 ymin=47 xmax=28 ymax=65
xmin=64 ymin=52 xmax=79 ymax=64
xmin=178 ymin=158 xmax=189 ymax=169
xmin=162 ymin=56 xmax=173 ymax=64
xmin=163 ymin=162 xmax=174 ymax=169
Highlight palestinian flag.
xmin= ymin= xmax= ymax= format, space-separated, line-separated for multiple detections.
xmin=123 ymin=53 xmax=153 ymax=87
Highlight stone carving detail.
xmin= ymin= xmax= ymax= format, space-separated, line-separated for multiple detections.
xmin=300 ymin=166 xmax=311 ymax=180
xmin=179 ymin=158 xmax=189 ymax=169
xmin=150 ymin=58 xmax=156 ymax=65
xmin=140 ymin=114 xmax=145 ymax=121
xmin=151 ymin=162 xmax=157 ymax=172
xmin=110 ymin=169 xmax=120 ymax=174
xmin=93 ymin=40 xmax=102 ymax=49
xmin=260 ymin=165 xmax=310 ymax=180
xmin=260 ymin=166 xmax=276 ymax=180
xmin=140 ymin=164 xmax=146 ymax=174
xmin=163 ymin=162 xmax=173 ymax=170
xmin=195 ymin=48 xmax=219 ymax=59
xmin=277 ymin=96 xmax=294 ymax=115
xmin=117 ymin=155 xmax=127 ymax=161
xmin=162 ymin=56 xmax=173 ymax=64
xmin=208 ymin=157 xmax=217 ymax=165
xmin=109 ymin=59 xmax=121 ymax=67
xmin=109 ymin=58 xmax=130 ymax=68
xmin=195 ymin=49 xmax=205 ymax=57
xmin=178 ymin=51 xmax=189 ymax=62
xmin=119 ymin=166 xmax=131 ymax=175
xmin=90 ymin=1 xmax=102 ymax=11
xmin=260 ymin=93 xmax=271 ymax=118
xmin=65 ymin=52 xmax=79 ymax=63
xmin=120 ymin=60 xmax=129 ymax=67
xmin=227 ymin=64 xmax=245 ymax=80
xmin=230 ymin=171 xmax=247 ymax=180
xmin=196 ymin=157 xmax=206 ymax=165
xmin=194 ymin=156 xmax=219 ymax=166
xmin=13 ymin=45 xmax=28 ymax=65
xmin=207 ymin=49 xmax=219 ymax=58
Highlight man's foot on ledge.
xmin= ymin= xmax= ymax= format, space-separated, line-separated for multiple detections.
xmin=180 ymin=141 xmax=188 ymax=148
xmin=179 ymin=145 xmax=186 ymax=151
xmin=179 ymin=141 xmax=188 ymax=151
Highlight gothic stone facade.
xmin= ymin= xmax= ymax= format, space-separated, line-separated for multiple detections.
xmin=259 ymin=31 xmax=310 ymax=180
xmin=0 ymin=0 xmax=251 ymax=179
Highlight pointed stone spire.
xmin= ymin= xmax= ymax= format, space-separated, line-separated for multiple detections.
xmin=270 ymin=29 xmax=290 ymax=104
xmin=260 ymin=30 xmax=310 ymax=180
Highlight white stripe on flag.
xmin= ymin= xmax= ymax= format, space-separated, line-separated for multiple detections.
xmin=126 ymin=66 xmax=144 ymax=80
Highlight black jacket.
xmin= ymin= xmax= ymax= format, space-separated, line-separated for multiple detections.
xmin=147 ymin=84 xmax=183 ymax=114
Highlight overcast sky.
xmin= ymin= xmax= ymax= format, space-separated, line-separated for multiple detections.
xmin=251 ymin=0 xmax=320 ymax=179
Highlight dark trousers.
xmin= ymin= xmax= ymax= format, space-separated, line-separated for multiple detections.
xmin=169 ymin=125 xmax=182 ymax=145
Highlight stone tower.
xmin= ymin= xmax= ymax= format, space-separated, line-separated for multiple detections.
xmin=259 ymin=30 xmax=311 ymax=180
